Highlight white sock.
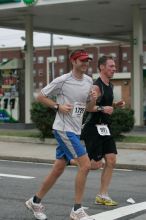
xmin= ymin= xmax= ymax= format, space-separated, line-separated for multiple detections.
xmin=99 ymin=194 xmax=110 ymax=199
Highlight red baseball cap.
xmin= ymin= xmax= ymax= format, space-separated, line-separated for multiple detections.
xmin=70 ymin=50 xmax=92 ymax=61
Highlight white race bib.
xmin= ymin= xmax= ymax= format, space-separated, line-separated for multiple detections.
xmin=72 ymin=102 xmax=86 ymax=118
xmin=96 ymin=124 xmax=111 ymax=136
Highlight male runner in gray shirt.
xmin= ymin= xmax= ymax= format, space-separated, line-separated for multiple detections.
xmin=25 ymin=49 xmax=97 ymax=220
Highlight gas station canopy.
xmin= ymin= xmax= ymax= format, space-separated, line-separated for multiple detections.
xmin=0 ymin=0 xmax=145 ymax=126
xmin=0 ymin=0 xmax=146 ymax=42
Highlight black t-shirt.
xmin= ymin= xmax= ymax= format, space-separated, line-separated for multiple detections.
xmin=87 ymin=77 xmax=114 ymax=125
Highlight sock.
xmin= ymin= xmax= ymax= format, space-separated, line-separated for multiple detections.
xmin=101 ymin=194 xmax=109 ymax=199
xmin=33 ymin=195 xmax=41 ymax=204
xmin=74 ymin=204 xmax=81 ymax=211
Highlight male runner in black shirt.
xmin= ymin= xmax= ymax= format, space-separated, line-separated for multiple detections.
xmin=82 ymin=55 xmax=125 ymax=206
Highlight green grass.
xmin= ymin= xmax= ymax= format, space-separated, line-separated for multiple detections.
xmin=116 ymin=135 xmax=146 ymax=143
xmin=0 ymin=129 xmax=146 ymax=143
xmin=0 ymin=129 xmax=40 ymax=138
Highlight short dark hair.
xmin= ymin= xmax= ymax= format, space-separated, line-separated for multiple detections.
xmin=98 ymin=55 xmax=114 ymax=71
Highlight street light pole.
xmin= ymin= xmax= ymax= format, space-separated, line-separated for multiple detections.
xmin=46 ymin=57 xmax=50 ymax=84
xmin=50 ymin=33 xmax=55 ymax=80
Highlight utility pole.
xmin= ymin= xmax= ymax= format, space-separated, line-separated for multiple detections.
xmin=50 ymin=33 xmax=55 ymax=80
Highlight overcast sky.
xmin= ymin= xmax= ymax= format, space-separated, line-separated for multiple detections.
xmin=0 ymin=28 xmax=109 ymax=48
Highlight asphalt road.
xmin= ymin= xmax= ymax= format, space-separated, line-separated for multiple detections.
xmin=0 ymin=160 xmax=146 ymax=220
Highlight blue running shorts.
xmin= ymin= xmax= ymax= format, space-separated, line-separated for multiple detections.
xmin=53 ymin=130 xmax=87 ymax=162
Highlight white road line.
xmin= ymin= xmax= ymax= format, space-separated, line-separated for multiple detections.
xmin=0 ymin=160 xmax=133 ymax=171
xmin=100 ymin=167 xmax=132 ymax=172
xmin=114 ymin=168 xmax=132 ymax=171
xmin=91 ymin=202 xmax=146 ymax=220
xmin=0 ymin=159 xmax=53 ymax=166
xmin=0 ymin=173 xmax=35 ymax=179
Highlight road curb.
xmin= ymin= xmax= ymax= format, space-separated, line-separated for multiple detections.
xmin=0 ymin=135 xmax=146 ymax=150
xmin=0 ymin=136 xmax=57 ymax=145
xmin=0 ymin=155 xmax=146 ymax=171
xmin=115 ymin=163 xmax=146 ymax=171
xmin=0 ymin=136 xmax=146 ymax=171
xmin=0 ymin=156 xmax=55 ymax=164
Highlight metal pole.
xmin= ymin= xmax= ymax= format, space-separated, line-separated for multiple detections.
xmin=46 ymin=57 xmax=50 ymax=84
xmin=50 ymin=33 xmax=55 ymax=80
xmin=25 ymin=15 xmax=33 ymax=124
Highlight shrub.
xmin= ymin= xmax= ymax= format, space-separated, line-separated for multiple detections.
xmin=30 ymin=102 xmax=55 ymax=140
xmin=31 ymin=101 xmax=134 ymax=141
xmin=110 ymin=108 xmax=134 ymax=138
xmin=82 ymin=108 xmax=134 ymax=139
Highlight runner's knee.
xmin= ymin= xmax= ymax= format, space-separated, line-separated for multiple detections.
xmin=106 ymin=156 xmax=116 ymax=168
xmin=52 ymin=161 xmax=66 ymax=177
xmin=79 ymin=161 xmax=91 ymax=173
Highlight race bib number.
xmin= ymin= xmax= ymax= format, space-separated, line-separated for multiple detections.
xmin=72 ymin=102 xmax=86 ymax=118
xmin=96 ymin=125 xmax=111 ymax=136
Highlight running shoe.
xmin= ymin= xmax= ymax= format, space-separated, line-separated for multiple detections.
xmin=70 ymin=207 xmax=95 ymax=220
xmin=25 ymin=197 xmax=47 ymax=220
xmin=95 ymin=195 xmax=118 ymax=206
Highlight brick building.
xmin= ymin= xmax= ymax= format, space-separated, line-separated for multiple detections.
xmin=0 ymin=42 xmax=142 ymax=108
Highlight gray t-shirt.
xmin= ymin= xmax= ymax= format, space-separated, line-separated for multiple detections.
xmin=41 ymin=71 xmax=93 ymax=135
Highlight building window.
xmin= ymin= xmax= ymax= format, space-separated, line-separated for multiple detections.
xmin=110 ymin=53 xmax=117 ymax=58
xmin=33 ymin=57 xmax=36 ymax=63
xmin=2 ymin=58 xmax=8 ymax=62
xmin=33 ymin=82 xmax=37 ymax=89
xmin=58 ymin=55 xmax=65 ymax=63
xmin=39 ymin=82 xmax=43 ymax=88
xmin=33 ymin=69 xmax=36 ymax=76
xmin=38 ymin=69 xmax=44 ymax=76
xmin=113 ymin=85 xmax=122 ymax=102
xmin=59 ymin=68 xmax=64 ymax=75
xmin=89 ymin=53 xmax=94 ymax=59
xmin=88 ymin=67 xmax=93 ymax=75
xmin=122 ymin=66 xmax=128 ymax=72
xmin=122 ymin=52 xmax=128 ymax=60
xmin=99 ymin=53 xmax=104 ymax=58
xmin=38 ymin=56 xmax=44 ymax=64
xmin=143 ymin=52 xmax=146 ymax=64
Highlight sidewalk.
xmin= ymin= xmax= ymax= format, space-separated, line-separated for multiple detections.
xmin=0 ymin=135 xmax=146 ymax=170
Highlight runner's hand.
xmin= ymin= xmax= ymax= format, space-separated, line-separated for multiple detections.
xmin=115 ymin=100 xmax=125 ymax=108
xmin=90 ymin=85 xmax=100 ymax=100
xmin=58 ymin=104 xmax=73 ymax=114
xmin=102 ymin=106 xmax=113 ymax=115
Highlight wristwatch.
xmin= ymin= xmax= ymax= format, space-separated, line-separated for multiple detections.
xmin=96 ymin=106 xmax=104 ymax=111
xmin=53 ymin=104 xmax=59 ymax=111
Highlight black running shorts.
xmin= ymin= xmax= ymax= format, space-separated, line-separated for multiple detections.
xmin=82 ymin=124 xmax=117 ymax=161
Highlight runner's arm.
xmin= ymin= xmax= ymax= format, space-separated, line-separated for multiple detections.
xmin=86 ymin=85 xmax=101 ymax=112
